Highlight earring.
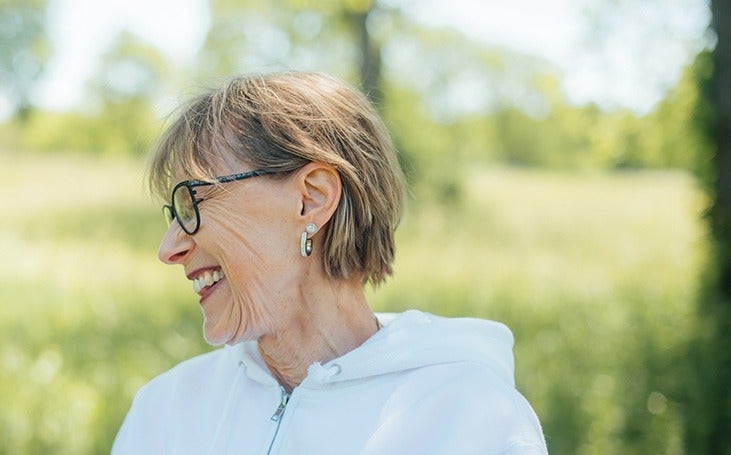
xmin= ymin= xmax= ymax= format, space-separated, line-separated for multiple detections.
xmin=300 ymin=222 xmax=318 ymax=257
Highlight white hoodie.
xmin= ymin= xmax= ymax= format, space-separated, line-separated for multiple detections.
xmin=113 ymin=310 xmax=548 ymax=454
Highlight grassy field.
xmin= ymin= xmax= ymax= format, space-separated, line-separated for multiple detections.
xmin=1 ymin=152 xmax=708 ymax=453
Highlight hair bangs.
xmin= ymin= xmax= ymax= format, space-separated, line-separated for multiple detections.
xmin=147 ymin=94 xmax=223 ymax=201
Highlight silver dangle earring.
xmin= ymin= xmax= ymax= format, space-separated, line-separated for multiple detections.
xmin=300 ymin=222 xmax=318 ymax=257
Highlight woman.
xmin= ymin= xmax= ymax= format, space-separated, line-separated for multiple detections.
xmin=113 ymin=72 xmax=548 ymax=454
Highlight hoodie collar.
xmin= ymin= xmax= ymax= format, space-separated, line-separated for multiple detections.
xmin=231 ymin=310 xmax=516 ymax=390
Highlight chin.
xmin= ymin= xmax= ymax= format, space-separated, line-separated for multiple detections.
xmin=203 ymin=333 xmax=227 ymax=346
xmin=203 ymin=322 xmax=249 ymax=346
xmin=202 ymin=324 xmax=233 ymax=346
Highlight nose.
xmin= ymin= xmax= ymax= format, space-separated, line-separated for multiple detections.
xmin=158 ymin=222 xmax=195 ymax=264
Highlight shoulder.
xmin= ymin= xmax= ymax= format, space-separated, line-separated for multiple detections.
xmin=368 ymin=362 xmax=546 ymax=454
xmin=365 ymin=310 xmax=546 ymax=453
xmin=112 ymin=346 xmax=240 ymax=453
xmin=141 ymin=346 xmax=236 ymax=393
xmin=380 ymin=310 xmax=515 ymax=352
xmin=409 ymin=360 xmax=541 ymax=427
xmin=127 ymin=345 xmax=246 ymax=419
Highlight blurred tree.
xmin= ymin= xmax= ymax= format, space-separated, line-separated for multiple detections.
xmin=346 ymin=0 xmax=383 ymax=104
xmin=633 ymin=53 xmax=714 ymax=173
xmin=11 ymin=31 xmax=171 ymax=156
xmin=14 ymin=31 xmax=171 ymax=155
xmin=711 ymin=0 xmax=731 ymax=292
xmin=88 ymin=31 xmax=171 ymax=106
xmin=84 ymin=31 xmax=171 ymax=155
xmin=0 ymin=0 xmax=50 ymax=120
xmin=689 ymin=0 xmax=731 ymax=453
xmin=196 ymin=0 xmax=399 ymax=105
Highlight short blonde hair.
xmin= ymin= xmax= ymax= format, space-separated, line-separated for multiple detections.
xmin=149 ymin=72 xmax=407 ymax=285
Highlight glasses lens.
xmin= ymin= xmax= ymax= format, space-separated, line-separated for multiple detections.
xmin=172 ymin=185 xmax=198 ymax=233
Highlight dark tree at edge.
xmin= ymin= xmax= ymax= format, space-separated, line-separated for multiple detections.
xmin=699 ymin=0 xmax=731 ymax=452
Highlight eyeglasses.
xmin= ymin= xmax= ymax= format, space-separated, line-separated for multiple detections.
xmin=163 ymin=169 xmax=278 ymax=235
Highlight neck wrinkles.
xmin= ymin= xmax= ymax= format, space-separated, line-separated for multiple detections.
xmin=255 ymin=277 xmax=377 ymax=391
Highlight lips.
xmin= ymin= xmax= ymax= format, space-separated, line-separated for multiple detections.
xmin=191 ymin=268 xmax=225 ymax=294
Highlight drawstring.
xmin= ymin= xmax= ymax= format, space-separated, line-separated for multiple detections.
xmin=307 ymin=362 xmax=342 ymax=383
xmin=326 ymin=364 xmax=342 ymax=379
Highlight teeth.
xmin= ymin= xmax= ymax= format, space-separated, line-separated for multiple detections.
xmin=192 ymin=269 xmax=224 ymax=294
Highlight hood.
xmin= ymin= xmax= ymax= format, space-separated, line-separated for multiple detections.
xmin=235 ymin=310 xmax=516 ymax=390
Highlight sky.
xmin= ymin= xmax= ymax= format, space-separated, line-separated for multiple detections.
xmin=33 ymin=0 xmax=209 ymax=112
xmin=408 ymin=0 xmax=712 ymax=112
xmin=30 ymin=0 xmax=713 ymax=115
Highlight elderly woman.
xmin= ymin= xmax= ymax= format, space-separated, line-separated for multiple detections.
xmin=113 ymin=72 xmax=547 ymax=454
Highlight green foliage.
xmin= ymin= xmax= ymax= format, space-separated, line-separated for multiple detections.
xmin=2 ymin=31 xmax=168 ymax=156
xmin=0 ymin=153 xmax=212 ymax=453
xmin=0 ymin=152 xmax=709 ymax=453
xmin=197 ymin=0 xmax=363 ymax=82
xmin=378 ymin=167 xmax=709 ymax=454
xmin=8 ymin=104 xmax=158 ymax=156
xmin=0 ymin=2 xmax=720 ymax=451
xmin=87 ymin=31 xmax=172 ymax=104
xmin=0 ymin=0 xmax=713 ymax=175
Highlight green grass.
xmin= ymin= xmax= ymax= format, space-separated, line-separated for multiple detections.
xmin=1 ymin=152 xmax=708 ymax=454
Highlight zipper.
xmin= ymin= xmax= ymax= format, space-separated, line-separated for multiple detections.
xmin=270 ymin=388 xmax=290 ymax=421
xmin=267 ymin=388 xmax=291 ymax=454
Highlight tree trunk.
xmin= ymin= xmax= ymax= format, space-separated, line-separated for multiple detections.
xmin=350 ymin=3 xmax=382 ymax=106
xmin=698 ymin=1 xmax=731 ymax=452
xmin=712 ymin=0 xmax=731 ymax=289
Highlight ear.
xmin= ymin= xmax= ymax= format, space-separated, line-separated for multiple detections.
xmin=296 ymin=162 xmax=342 ymax=228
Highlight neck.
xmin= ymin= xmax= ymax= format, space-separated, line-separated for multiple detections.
xmin=257 ymin=276 xmax=378 ymax=392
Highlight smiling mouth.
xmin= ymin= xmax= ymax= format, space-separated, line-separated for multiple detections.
xmin=192 ymin=269 xmax=225 ymax=294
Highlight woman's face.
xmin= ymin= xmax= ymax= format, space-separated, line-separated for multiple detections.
xmin=158 ymin=161 xmax=307 ymax=346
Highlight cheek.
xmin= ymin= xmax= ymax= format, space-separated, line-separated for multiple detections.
xmin=200 ymin=203 xmax=303 ymax=331
xmin=208 ymin=201 xmax=295 ymax=268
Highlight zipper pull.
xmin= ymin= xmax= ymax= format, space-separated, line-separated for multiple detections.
xmin=270 ymin=390 xmax=290 ymax=421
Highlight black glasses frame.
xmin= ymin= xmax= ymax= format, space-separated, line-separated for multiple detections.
xmin=163 ymin=169 xmax=279 ymax=235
